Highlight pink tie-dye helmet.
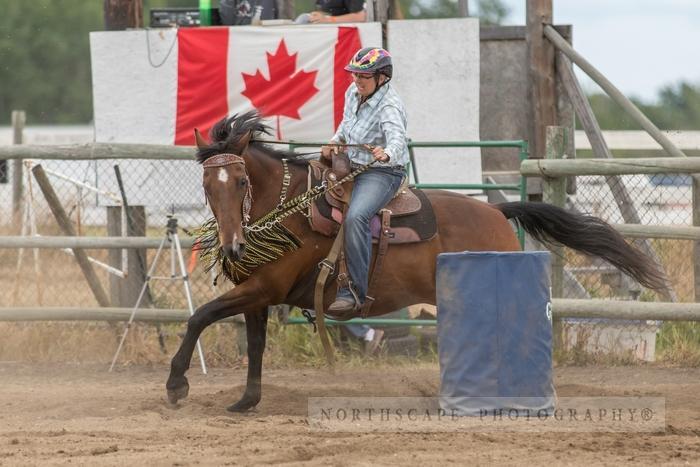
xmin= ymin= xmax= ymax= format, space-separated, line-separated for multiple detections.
xmin=344 ymin=47 xmax=393 ymax=79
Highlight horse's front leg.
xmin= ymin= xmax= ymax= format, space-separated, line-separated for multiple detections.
xmin=166 ymin=297 xmax=230 ymax=403
xmin=166 ymin=285 xmax=263 ymax=405
xmin=227 ymin=307 xmax=268 ymax=412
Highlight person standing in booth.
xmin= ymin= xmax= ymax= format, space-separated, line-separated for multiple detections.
xmin=295 ymin=0 xmax=366 ymax=24
xmin=219 ymin=0 xmax=279 ymax=25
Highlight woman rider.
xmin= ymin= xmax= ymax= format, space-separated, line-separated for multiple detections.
xmin=321 ymin=47 xmax=409 ymax=315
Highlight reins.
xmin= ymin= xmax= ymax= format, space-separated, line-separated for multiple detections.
xmin=241 ymin=140 xmax=378 ymax=233
xmin=250 ymin=138 xmax=377 ymax=156
xmin=244 ymin=157 xmax=378 ymax=234
xmin=197 ymin=151 xmax=379 ymax=283
xmin=202 ymin=150 xmax=378 ymax=235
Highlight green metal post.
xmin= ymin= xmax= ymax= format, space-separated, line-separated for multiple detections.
xmin=286 ymin=317 xmax=438 ymax=326
xmin=199 ymin=0 xmax=212 ymax=26
xmin=408 ymin=142 xmax=419 ymax=184
xmin=517 ymin=141 xmax=529 ymax=248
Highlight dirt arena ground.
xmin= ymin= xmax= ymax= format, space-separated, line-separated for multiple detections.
xmin=1 ymin=363 xmax=700 ymax=466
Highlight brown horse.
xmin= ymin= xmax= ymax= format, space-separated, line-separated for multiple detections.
xmin=166 ymin=111 xmax=666 ymax=412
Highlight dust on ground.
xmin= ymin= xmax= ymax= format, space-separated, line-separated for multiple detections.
xmin=1 ymin=363 xmax=699 ymax=466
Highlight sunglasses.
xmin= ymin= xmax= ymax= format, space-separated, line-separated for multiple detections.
xmin=351 ymin=72 xmax=375 ymax=80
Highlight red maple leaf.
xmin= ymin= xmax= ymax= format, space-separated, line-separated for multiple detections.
xmin=241 ymin=40 xmax=319 ymax=139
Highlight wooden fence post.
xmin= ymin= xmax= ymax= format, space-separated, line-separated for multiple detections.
xmin=278 ymin=0 xmax=294 ymax=20
xmin=527 ymin=0 xmax=557 ymax=164
xmin=31 ymin=164 xmax=111 ymax=307
xmin=107 ymin=206 xmax=149 ymax=307
xmin=694 ymin=176 xmax=700 ymax=303
xmin=11 ymin=111 xmax=25 ymax=222
xmin=457 ymin=0 xmax=469 ymax=17
xmin=103 ymin=0 xmax=143 ymax=30
xmin=543 ymin=126 xmax=566 ymax=297
xmin=374 ymin=0 xmax=389 ymax=23
xmin=543 ymin=126 xmax=566 ymax=350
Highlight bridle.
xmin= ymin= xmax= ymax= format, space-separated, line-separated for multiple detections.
xmin=202 ymin=153 xmax=253 ymax=226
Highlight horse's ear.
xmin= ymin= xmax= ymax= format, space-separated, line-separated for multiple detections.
xmin=194 ymin=128 xmax=208 ymax=149
xmin=232 ymin=130 xmax=253 ymax=155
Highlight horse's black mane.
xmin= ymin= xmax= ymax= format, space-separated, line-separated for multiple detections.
xmin=195 ymin=111 xmax=310 ymax=166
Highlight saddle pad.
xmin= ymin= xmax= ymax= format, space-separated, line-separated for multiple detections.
xmin=322 ymin=188 xmax=437 ymax=243
xmin=376 ymin=188 xmax=437 ymax=243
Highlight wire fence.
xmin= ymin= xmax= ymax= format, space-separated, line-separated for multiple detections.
xmin=558 ymin=173 xmax=697 ymax=363
xmin=0 ymin=158 xmax=222 ymax=310
xmin=1 ymin=152 xmax=699 ymax=364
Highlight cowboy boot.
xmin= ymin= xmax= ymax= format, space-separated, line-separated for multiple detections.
xmin=328 ymin=286 xmax=360 ymax=314
xmin=328 ymin=297 xmax=357 ymax=314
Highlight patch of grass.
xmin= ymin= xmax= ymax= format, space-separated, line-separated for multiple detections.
xmin=0 ymin=315 xmax=438 ymax=369
xmin=265 ymin=318 xmax=336 ymax=367
xmin=656 ymin=321 xmax=700 ymax=366
xmin=264 ymin=316 xmax=437 ymax=369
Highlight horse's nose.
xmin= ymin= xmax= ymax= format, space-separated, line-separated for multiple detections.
xmin=222 ymin=243 xmax=245 ymax=261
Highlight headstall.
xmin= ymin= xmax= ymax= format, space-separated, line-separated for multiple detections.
xmin=202 ymin=153 xmax=253 ymax=224
xmin=202 ymin=153 xmax=245 ymax=168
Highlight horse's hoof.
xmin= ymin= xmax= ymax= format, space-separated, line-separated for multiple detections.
xmin=166 ymin=380 xmax=190 ymax=405
xmin=226 ymin=397 xmax=259 ymax=413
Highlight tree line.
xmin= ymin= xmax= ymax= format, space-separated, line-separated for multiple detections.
xmin=1 ymin=0 xmax=697 ymax=131
xmin=588 ymin=83 xmax=700 ymax=131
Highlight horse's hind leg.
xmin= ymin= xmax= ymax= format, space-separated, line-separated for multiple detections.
xmin=227 ymin=307 xmax=268 ymax=412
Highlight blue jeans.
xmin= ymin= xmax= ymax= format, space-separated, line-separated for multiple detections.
xmin=345 ymin=323 xmax=371 ymax=340
xmin=338 ymin=167 xmax=405 ymax=303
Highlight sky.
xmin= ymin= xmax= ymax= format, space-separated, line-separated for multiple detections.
xmin=494 ymin=0 xmax=700 ymax=103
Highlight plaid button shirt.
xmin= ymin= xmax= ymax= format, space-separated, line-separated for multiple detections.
xmin=331 ymin=82 xmax=409 ymax=167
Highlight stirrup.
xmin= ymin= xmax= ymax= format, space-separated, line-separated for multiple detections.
xmin=347 ymin=283 xmax=362 ymax=310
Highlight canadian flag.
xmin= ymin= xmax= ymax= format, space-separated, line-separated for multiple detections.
xmin=91 ymin=25 xmax=382 ymax=145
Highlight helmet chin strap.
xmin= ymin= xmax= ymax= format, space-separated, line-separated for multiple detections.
xmin=365 ymin=73 xmax=389 ymax=101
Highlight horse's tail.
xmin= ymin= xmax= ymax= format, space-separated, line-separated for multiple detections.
xmin=497 ymin=201 xmax=668 ymax=292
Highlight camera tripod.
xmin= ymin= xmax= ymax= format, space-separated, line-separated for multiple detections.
xmin=109 ymin=215 xmax=207 ymax=374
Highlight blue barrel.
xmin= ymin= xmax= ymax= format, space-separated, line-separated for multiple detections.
xmin=436 ymin=251 xmax=555 ymax=416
